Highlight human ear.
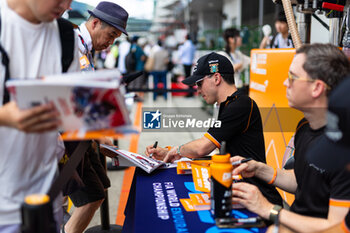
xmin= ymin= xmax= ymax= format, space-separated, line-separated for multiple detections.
xmin=311 ymin=80 xmax=327 ymax=98
xmin=228 ymin=37 xmax=235 ymax=44
xmin=214 ymin=73 xmax=221 ymax=85
xmin=91 ymin=18 xmax=100 ymax=30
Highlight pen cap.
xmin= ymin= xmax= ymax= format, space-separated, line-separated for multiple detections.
xmin=212 ymin=154 xmax=230 ymax=163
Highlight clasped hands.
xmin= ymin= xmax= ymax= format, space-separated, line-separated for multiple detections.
xmin=230 ymin=155 xmax=274 ymax=219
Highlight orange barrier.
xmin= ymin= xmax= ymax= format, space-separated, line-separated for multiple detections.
xmin=115 ymin=98 xmax=143 ymax=226
xmin=250 ymin=49 xmax=303 ymax=205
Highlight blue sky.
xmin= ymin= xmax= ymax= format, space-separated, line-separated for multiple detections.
xmin=76 ymin=0 xmax=154 ymax=19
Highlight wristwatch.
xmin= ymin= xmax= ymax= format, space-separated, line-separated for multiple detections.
xmin=177 ymin=145 xmax=183 ymax=156
xmin=269 ymin=205 xmax=282 ymax=223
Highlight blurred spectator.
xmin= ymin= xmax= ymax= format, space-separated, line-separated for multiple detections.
xmin=117 ymin=37 xmax=131 ymax=75
xmin=103 ymin=41 xmax=120 ymax=69
xmin=259 ymin=11 xmax=293 ymax=49
xmin=112 ymin=41 xmax=120 ymax=67
xmin=150 ymin=40 xmax=169 ymax=100
xmin=137 ymin=37 xmax=148 ymax=55
xmin=143 ymin=39 xmax=152 ymax=57
xmin=127 ymin=36 xmax=147 ymax=90
xmin=150 ymin=39 xmax=161 ymax=55
xmin=68 ymin=2 xmax=128 ymax=233
xmin=178 ymin=34 xmax=196 ymax=97
xmin=0 ymin=0 xmax=79 ymax=232
xmin=219 ymin=28 xmax=250 ymax=89
xmin=137 ymin=37 xmax=150 ymax=88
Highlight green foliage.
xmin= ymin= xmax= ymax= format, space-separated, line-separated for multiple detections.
xmin=239 ymin=25 xmax=262 ymax=56
xmin=197 ymin=25 xmax=263 ymax=57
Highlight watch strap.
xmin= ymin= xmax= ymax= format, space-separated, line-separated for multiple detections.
xmin=177 ymin=145 xmax=183 ymax=156
xmin=269 ymin=205 xmax=282 ymax=223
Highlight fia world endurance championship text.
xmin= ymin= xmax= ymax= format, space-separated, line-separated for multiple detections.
xmin=153 ymin=182 xmax=189 ymax=233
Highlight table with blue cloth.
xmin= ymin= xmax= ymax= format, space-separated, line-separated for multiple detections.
xmin=123 ymin=167 xmax=267 ymax=233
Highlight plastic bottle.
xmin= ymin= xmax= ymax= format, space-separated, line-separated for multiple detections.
xmin=21 ymin=194 xmax=57 ymax=233
xmin=210 ymin=142 xmax=233 ymax=220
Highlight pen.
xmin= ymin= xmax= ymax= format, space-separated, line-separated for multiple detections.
xmin=192 ymin=156 xmax=212 ymax=161
xmin=217 ymin=217 xmax=259 ymax=224
xmin=234 ymin=217 xmax=259 ymax=223
xmin=149 ymin=141 xmax=158 ymax=158
xmin=231 ymin=158 xmax=253 ymax=166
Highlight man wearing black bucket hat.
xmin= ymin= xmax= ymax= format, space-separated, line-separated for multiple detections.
xmin=231 ymin=44 xmax=350 ymax=232
xmin=146 ymin=52 xmax=283 ymax=207
xmin=63 ymin=2 xmax=129 ymax=233
xmin=77 ymin=1 xmax=128 ymax=71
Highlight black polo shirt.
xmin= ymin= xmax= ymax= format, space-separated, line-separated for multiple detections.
xmin=344 ymin=212 xmax=350 ymax=232
xmin=205 ymin=90 xmax=283 ymax=205
xmin=291 ymin=118 xmax=350 ymax=218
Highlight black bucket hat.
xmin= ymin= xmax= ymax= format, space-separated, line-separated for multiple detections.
xmin=88 ymin=1 xmax=129 ymax=36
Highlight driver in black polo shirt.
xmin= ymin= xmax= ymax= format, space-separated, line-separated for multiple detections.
xmin=146 ymin=52 xmax=282 ymax=206
xmin=305 ymin=78 xmax=350 ymax=233
xmin=231 ymin=44 xmax=350 ymax=232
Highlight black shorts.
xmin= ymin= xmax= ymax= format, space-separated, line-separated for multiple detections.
xmin=69 ymin=145 xmax=111 ymax=207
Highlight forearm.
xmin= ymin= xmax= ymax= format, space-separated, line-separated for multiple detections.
xmin=279 ymin=209 xmax=341 ymax=232
xmin=259 ymin=37 xmax=268 ymax=49
xmin=178 ymin=138 xmax=216 ymax=159
xmin=255 ymin=163 xmax=297 ymax=193
xmin=273 ymin=169 xmax=297 ymax=193
xmin=319 ymin=223 xmax=346 ymax=233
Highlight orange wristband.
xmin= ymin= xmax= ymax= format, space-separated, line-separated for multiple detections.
xmin=268 ymin=168 xmax=277 ymax=185
xmin=165 ymin=146 xmax=172 ymax=151
xmin=342 ymin=220 xmax=350 ymax=233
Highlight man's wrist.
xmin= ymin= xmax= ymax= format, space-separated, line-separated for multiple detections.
xmin=267 ymin=168 xmax=278 ymax=185
xmin=254 ymin=161 xmax=265 ymax=179
xmin=176 ymin=144 xmax=183 ymax=157
xmin=269 ymin=205 xmax=283 ymax=223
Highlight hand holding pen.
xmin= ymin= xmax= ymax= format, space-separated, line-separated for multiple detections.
xmin=230 ymin=156 xmax=257 ymax=178
xmin=149 ymin=141 xmax=158 ymax=158
xmin=145 ymin=141 xmax=169 ymax=161
xmin=232 ymin=158 xmax=253 ymax=166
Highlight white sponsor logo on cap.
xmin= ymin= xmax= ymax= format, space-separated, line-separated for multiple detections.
xmin=193 ymin=62 xmax=198 ymax=72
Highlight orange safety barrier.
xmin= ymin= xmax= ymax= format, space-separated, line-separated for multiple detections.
xmin=250 ymin=49 xmax=303 ymax=205
xmin=115 ymin=97 xmax=143 ymax=226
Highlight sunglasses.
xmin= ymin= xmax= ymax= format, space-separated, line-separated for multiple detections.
xmin=287 ymin=72 xmax=331 ymax=90
xmin=195 ymin=75 xmax=213 ymax=88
